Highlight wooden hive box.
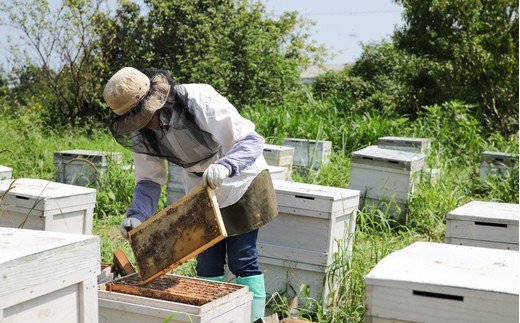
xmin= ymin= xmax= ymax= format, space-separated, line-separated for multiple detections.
xmin=98 ymin=274 xmax=251 ymax=323
xmin=0 ymin=165 xmax=12 ymax=180
xmin=258 ymin=180 xmax=359 ymax=304
xmin=0 ymin=227 xmax=100 ymax=322
xmin=378 ymin=136 xmax=431 ymax=155
xmin=267 ymin=165 xmax=290 ymax=181
xmin=167 ymin=163 xmax=186 ymax=204
xmin=263 ymin=144 xmax=295 ymax=167
xmin=365 ymin=242 xmax=519 ymax=323
xmin=282 ymin=138 xmax=332 ymax=168
xmin=480 ymin=151 xmax=518 ymax=180
xmin=54 ymin=149 xmax=122 ymax=187
xmin=446 ymin=201 xmax=519 ymax=250
xmin=349 ymin=146 xmax=425 ymax=204
xmin=0 ymin=178 xmax=97 ymax=234
xmin=129 ymin=185 xmax=227 ymax=284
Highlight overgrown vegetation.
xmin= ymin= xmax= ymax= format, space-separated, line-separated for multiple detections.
xmin=0 ymin=0 xmax=518 ymax=322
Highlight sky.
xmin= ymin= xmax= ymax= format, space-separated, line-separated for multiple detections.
xmin=261 ymin=0 xmax=405 ymax=64
xmin=0 ymin=0 xmax=405 ymax=69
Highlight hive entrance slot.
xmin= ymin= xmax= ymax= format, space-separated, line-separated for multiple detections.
xmin=413 ymin=290 xmax=463 ymax=301
xmin=474 ymin=221 xmax=507 ymax=228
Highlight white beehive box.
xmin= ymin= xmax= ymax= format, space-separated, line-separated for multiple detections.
xmin=349 ymin=146 xmax=425 ymax=204
xmin=0 ymin=165 xmax=12 ymax=180
xmin=263 ymin=144 xmax=294 ymax=167
xmin=54 ymin=149 xmax=123 ymax=186
xmin=0 ymin=227 xmax=100 ymax=322
xmin=267 ymin=166 xmax=289 ymax=181
xmin=446 ymin=201 xmax=519 ymax=250
xmin=365 ymin=242 xmax=519 ymax=323
xmin=282 ymin=138 xmax=332 ymax=168
xmin=0 ymin=178 xmax=97 ymax=234
xmin=98 ymin=276 xmax=252 ymax=323
xmin=480 ymin=151 xmax=518 ymax=180
xmin=167 ymin=163 xmax=186 ymax=204
xmin=378 ymin=136 xmax=431 ymax=155
xmin=258 ymin=180 xmax=359 ymax=304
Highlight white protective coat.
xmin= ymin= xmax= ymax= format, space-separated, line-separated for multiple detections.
xmin=133 ymin=84 xmax=268 ymax=208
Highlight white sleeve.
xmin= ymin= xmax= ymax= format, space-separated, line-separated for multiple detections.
xmin=183 ymin=84 xmax=255 ymax=153
xmin=133 ymin=152 xmax=167 ymax=185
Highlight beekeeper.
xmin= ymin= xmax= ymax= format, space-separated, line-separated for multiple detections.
xmin=103 ymin=67 xmax=277 ymax=322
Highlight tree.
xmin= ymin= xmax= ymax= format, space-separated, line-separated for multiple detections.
xmin=96 ymin=0 xmax=325 ymax=108
xmin=0 ymin=0 xmax=109 ymax=126
xmin=393 ymin=0 xmax=519 ymax=133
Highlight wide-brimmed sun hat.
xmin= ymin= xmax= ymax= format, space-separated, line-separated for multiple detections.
xmin=103 ymin=67 xmax=170 ymax=134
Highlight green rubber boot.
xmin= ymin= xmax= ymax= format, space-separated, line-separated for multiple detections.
xmin=235 ymin=274 xmax=266 ymax=322
xmin=196 ymin=274 xmax=226 ymax=283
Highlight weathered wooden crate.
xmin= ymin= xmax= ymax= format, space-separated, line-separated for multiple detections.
xmin=480 ymin=151 xmax=518 ymax=180
xmin=0 ymin=227 xmax=100 ymax=322
xmin=258 ymin=180 xmax=359 ymax=304
xmin=0 ymin=178 xmax=97 ymax=234
xmin=377 ymin=136 xmax=431 ymax=155
xmin=349 ymin=146 xmax=425 ymax=204
xmin=54 ymin=149 xmax=122 ymax=186
xmin=0 ymin=165 xmax=12 ymax=180
xmin=446 ymin=201 xmax=519 ymax=250
xmin=365 ymin=242 xmax=519 ymax=323
xmin=263 ymin=144 xmax=294 ymax=168
xmin=98 ymin=274 xmax=252 ymax=323
xmin=282 ymin=138 xmax=332 ymax=168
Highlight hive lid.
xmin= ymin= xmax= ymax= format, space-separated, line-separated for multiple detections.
xmin=273 ymin=180 xmax=359 ymax=201
xmin=366 ymin=242 xmax=519 ymax=295
xmin=481 ymin=151 xmax=518 ymax=164
xmin=447 ymin=201 xmax=519 ymax=223
xmin=54 ymin=149 xmax=123 ymax=164
xmin=0 ymin=178 xmax=96 ymax=211
xmin=129 ymin=185 xmax=226 ymax=284
xmin=0 ymin=165 xmax=12 ymax=173
xmin=351 ymin=145 xmax=426 ymax=171
xmin=263 ymin=144 xmax=295 ymax=152
xmin=0 ymin=227 xmax=97 ymax=264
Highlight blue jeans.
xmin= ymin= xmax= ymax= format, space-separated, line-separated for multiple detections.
xmin=196 ymin=229 xmax=262 ymax=277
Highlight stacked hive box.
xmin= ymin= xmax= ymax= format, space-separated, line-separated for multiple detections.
xmin=378 ymin=137 xmax=431 ymax=155
xmin=365 ymin=242 xmax=518 ymax=323
xmin=480 ymin=151 xmax=518 ymax=181
xmin=0 ymin=178 xmax=97 ymax=234
xmin=378 ymin=136 xmax=440 ymax=183
xmin=262 ymin=144 xmax=294 ymax=179
xmin=98 ymin=275 xmax=252 ymax=323
xmin=348 ymin=146 xmax=425 ymax=222
xmin=0 ymin=165 xmax=12 ymax=180
xmin=167 ymin=163 xmax=186 ymax=204
xmin=446 ymin=201 xmax=519 ymax=250
xmin=54 ymin=149 xmax=123 ymax=187
xmin=0 ymin=227 xmax=100 ymax=322
xmin=258 ymin=180 xmax=360 ymax=305
xmin=282 ymin=138 xmax=332 ymax=169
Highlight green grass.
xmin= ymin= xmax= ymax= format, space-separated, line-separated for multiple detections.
xmin=0 ymin=95 xmax=518 ymax=322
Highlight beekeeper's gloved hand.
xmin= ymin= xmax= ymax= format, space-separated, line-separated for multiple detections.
xmin=203 ymin=164 xmax=230 ymax=189
xmin=119 ymin=217 xmax=142 ymax=239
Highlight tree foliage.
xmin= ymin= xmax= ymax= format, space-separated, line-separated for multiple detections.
xmin=394 ymin=0 xmax=519 ymax=132
xmin=0 ymin=0 xmax=109 ymax=126
xmin=96 ymin=0 xmax=324 ymax=108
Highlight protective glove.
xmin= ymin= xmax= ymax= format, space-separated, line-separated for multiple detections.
xmin=202 ymin=164 xmax=230 ymax=189
xmin=119 ymin=217 xmax=142 ymax=239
